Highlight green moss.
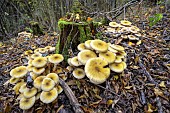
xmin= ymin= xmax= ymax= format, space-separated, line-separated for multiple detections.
xmin=95 ymin=32 xmax=102 ymax=40
xmin=55 ymin=36 xmax=60 ymax=54
xmin=78 ymin=26 xmax=86 ymax=43
xmin=62 ymin=35 xmax=72 ymax=61
xmin=85 ymin=26 xmax=92 ymax=40
xmin=58 ymin=20 xmax=88 ymax=30
xmin=93 ymin=21 xmax=103 ymax=27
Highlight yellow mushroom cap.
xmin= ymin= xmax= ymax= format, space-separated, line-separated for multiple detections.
xmin=128 ymin=35 xmax=139 ymax=40
xmin=33 ymin=67 xmax=45 ymax=75
xmin=41 ymin=78 xmax=55 ymax=91
xmin=49 ymin=47 xmax=56 ymax=52
xmin=28 ymin=59 xmax=33 ymax=65
xmin=71 ymin=56 xmax=82 ymax=66
xmin=19 ymin=83 xmax=27 ymax=93
xmin=90 ymin=39 xmax=108 ymax=52
xmin=40 ymin=88 xmax=58 ymax=104
xmin=110 ymin=44 xmax=125 ymax=51
xmin=129 ymin=27 xmax=138 ymax=34
xmin=34 ymin=48 xmax=39 ymax=53
xmin=27 ymin=64 xmax=34 ymax=72
xmin=78 ymin=50 xmax=97 ymax=65
xmin=106 ymin=27 xmax=116 ymax=33
xmin=39 ymin=48 xmax=47 ymax=53
xmin=47 ymin=73 xmax=59 ymax=84
xmin=99 ymin=51 xmax=116 ymax=64
xmin=116 ymin=51 xmax=127 ymax=58
xmin=9 ymin=77 xmax=20 ymax=85
xmin=108 ymin=46 xmax=118 ymax=53
xmin=77 ymin=43 xmax=86 ymax=51
xmin=48 ymin=54 xmax=64 ymax=64
xmin=23 ymin=87 xmax=37 ymax=98
xmin=121 ymin=34 xmax=128 ymax=39
xmin=120 ymin=27 xmax=129 ymax=33
xmin=134 ymin=33 xmax=142 ymax=37
xmin=85 ymin=58 xmax=110 ymax=84
xmin=35 ymin=92 xmax=41 ymax=100
xmin=31 ymin=52 xmax=42 ymax=59
xmin=66 ymin=66 xmax=73 ymax=72
xmin=109 ymin=62 xmax=125 ymax=73
xmin=17 ymin=93 xmax=24 ymax=101
xmin=32 ymin=57 xmax=47 ymax=68
xmin=109 ymin=22 xmax=119 ymax=27
xmin=122 ymin=61 xmax=127 ymax=69
xmin=120 ymin=20 xmax=132 ymax=26
xmin=67 ymin=58 xmax=74 ymax=66
xmin=114 ymin=56 xmax=122 ymax=63
xmin=24 ymin=50 xmax=33 ymax=55
xmin=19 ymin=96 xmax=35 ymax=110
xmin=30 ymin=72 xmax=38 ymax=80
xmin=56 ymin=85 xmax=63 ymax=94
xmin=33 ymin=76 xmax=46 ymax=89
xmin=131 ymin=26 xmax=140 ymax=32
xmin=10 ymin=66 xmax=28 ymax=78
xmin=13 ymin=81 xmax=25 ymax=95
xmin=56 ymin=66 xmax=63 ymax=74
xmin=72 ymin=68 xmax=85 ymax=79
xmin=85 ymin=40 xmax=93 ymax=49
xmin=59 ymin=74 xmax=67 ymax=81
xmin=45 ymin=46 xmax=52 ymax=50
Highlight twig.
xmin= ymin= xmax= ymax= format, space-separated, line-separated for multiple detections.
xmin=156 ymin=97 xmax=163 ymax=113
xmin=86 ymin=80 xmax=120 ymax=96
xmin=138 ymin=58 xmax=158 ymax=85
xmin=140 ymin=89 xmax=146 ymax=105
xmin=59 ymin=78 xmax=84 ymax=113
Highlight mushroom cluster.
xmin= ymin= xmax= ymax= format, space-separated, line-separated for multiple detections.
xmin=67 ymin=39 xmax=127 ymax=84
xmin=104 ymin=20 xmax=142 ymax=45
xmin=9 ymin=46 xmax=65 ymax=110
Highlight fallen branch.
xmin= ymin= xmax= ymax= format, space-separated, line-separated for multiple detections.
xmin=138 ymin=58 xmax=158 ymax=85
xmin=59 ymin=78 xmax=84 ymax=113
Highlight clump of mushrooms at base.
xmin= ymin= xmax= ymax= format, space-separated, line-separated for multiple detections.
xmin=67 ymin=39 xmax=127 ymax=84
xmin=103 ymin=20 xmax=142 ymax=46
xmin=9 ymin=46 xmax=65 ymax=110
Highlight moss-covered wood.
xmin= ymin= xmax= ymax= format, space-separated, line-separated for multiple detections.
xmin=57 ymin=20 xmax=95 ymax=60
xmin=56 ymin=0 xmax=102 ymax=62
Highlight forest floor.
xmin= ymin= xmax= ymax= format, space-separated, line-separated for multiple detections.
xmin=0 ymin=4 xmax=170 ymax=113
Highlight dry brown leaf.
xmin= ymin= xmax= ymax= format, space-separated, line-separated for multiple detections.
xmin=124 ymin=86 xmax=133 ymax=90
xmin=159 ymin=81 xmax=166 ymax=88
xmin=81 ymin=106 xmax=94 ymax=113
xmin=89 ymin=99 xmax=102 ymax=108
xmin=107 ymin=99 xmax=113 ymax=107
xmin=154 ymin=88 xmax=163 ymax=96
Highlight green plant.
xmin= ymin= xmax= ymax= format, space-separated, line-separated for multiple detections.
xmin=148 ymin=13 xmax=163 ymax=27
xmin=25 ymin=27 xmax=33 ymax=33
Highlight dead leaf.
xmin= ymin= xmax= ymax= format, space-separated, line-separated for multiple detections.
xmin=124 ymin=86 xmax=133 ymax=90
xmin=81 ymin=106 xmax=94 ymax=113
xmin=159 ymin=81 xmax=166 ymax=88
xmin=154 ymin=88 xmax=163 ymax=96
xmin=107 ymin=99 xmax=113 ymax=107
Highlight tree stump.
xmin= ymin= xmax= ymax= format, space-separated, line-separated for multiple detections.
xmin=57 ymin=20 xmax=95 ymax=60
xmin=56 ymin=0 xmax=102 ymax=63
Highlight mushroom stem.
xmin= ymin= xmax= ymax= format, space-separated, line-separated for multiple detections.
xmin=52 ymin=64 xmax=57 ymax=71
